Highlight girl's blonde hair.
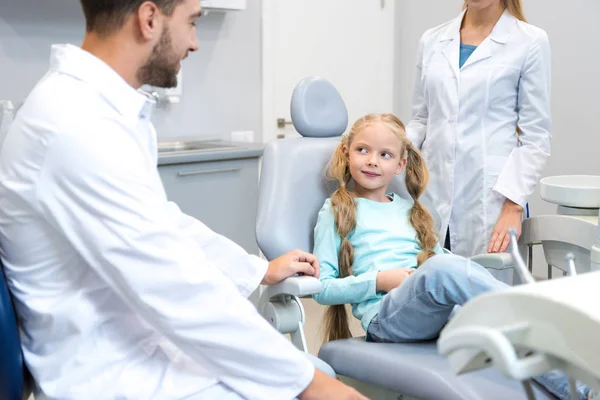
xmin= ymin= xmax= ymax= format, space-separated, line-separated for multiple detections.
xmin=463 ymin=0 xmax=527 ymax=22
xmin=323 ymin=113 xmax=438 ymax=343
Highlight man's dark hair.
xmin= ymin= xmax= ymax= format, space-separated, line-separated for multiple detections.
xmin=79 ymin=0 xmax=185 ymax=36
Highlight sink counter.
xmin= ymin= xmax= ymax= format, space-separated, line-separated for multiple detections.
xmin=157 ymin=139 xmax=264 ymax=166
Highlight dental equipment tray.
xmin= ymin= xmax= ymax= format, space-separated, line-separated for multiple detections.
xmin=540 ymin=175 xmax=600 ymax=208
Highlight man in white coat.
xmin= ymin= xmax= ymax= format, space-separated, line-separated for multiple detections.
xmin=0 ymin=0 xmax=366 ymax=399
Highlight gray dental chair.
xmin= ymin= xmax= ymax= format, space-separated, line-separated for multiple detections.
xmin=256 ymin=77 xmax=555 ymax=400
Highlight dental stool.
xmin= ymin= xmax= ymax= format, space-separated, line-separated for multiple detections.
xmin=0 ymin=259 xmax=30 ymax=400
xmin=256 ymin=77 xmax=555 ymax=399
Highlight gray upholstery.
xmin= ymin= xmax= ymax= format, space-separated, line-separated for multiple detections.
xmin=319 ymin=338 xmax=553 ymax=400
xmin=256 ymin=137 xmax=340 ymax=259
xmin=290 ymin=76 xmax=348 ymax=138
xmin=255 ymin=76 xmax=555 ymax=399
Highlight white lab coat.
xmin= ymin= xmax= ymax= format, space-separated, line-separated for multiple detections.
xmin=0 ymin=44 xmax=313 ymax=400
xmin=406 ymin=10 xmax=551 ymax=257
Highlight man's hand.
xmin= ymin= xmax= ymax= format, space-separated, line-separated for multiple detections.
xmin=375 ymin=268 xmax=414 ymax=293
xmin=299 ymin=369 xmax=369 ymax=400
xmin=488 ymin=199 xmax=523 ymax=253
xmin=262 ymin=249 xmax=320 ymax=285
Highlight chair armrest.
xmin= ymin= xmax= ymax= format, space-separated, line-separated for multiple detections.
xmin=470 ymin=253 xmax=514 ymax=270
xmin=263 ymin=276 xmax=322 ymax=300
xmin=258 ymin=276 xmax=322 ymax=352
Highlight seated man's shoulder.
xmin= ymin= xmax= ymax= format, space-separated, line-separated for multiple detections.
xmin=22 ymin=72 xmax=122 ymax=138
xmin=17 ymin=74 xmax=134 ymax=158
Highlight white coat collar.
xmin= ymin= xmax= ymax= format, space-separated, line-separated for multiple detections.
xmin=439 ymin=9 xmax=517 ymax=76
xmin=440 ymin=9 xmax=517 ymax=44
xmin=49 ymin=44 xmax=154 ymax=122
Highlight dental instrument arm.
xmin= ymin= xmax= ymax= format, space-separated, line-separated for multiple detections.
xmin=438 ymin=231 xmax=600 ymax=399
xmin=509 ymin=228 xmax=536 ymax=284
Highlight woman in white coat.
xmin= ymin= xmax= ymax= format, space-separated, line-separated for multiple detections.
xmin=406 ymin=0 xmax=551 ymax=257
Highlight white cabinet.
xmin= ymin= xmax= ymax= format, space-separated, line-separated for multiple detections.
xmin=200 ymin=0 xmax=246 ymax=12
xmin=158 ymin=157 xmax=260 ymax=255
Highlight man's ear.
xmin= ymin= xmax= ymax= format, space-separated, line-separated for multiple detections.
xmin=395 ymin=158 xmax=407 ymax=175
xmin=137 ymin=1 xmax=162 ymax=41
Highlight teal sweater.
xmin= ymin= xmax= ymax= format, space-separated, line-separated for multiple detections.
xmin=312 ymin=193 xmax=444 ymax=332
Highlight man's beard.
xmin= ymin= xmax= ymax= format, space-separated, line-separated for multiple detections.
xmin=137 ymin=28 xmax=180 ymax=88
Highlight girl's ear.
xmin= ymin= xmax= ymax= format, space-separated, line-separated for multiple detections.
xmin=342 ymin=145 xmax=350 ymax=159
xmin=395 ymin=158 xmax=407 ymax=175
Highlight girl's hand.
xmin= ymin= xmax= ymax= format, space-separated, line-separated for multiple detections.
xmin=376 ymin=268 xmax=414 ymax=293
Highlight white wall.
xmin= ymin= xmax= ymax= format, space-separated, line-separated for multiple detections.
xmin=0 ymin=0 xmax=262 ymax=141
xmin=393 ymin=0 xmax=600 ymax=278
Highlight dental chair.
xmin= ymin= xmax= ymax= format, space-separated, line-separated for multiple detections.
xmin=256 ymin=76 xmax=555 ymax=399
xmin=520 ymin=175 xmax=600 ymax=276
xmin=439 ymin=232 xmax=600 ymax=400
xmin=0 ymin=259 xmax=30 ymax=400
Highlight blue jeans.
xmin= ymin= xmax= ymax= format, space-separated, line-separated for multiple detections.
xmin=367 ymin=254 xmax=590 ymax=400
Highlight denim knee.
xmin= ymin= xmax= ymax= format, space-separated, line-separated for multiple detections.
xmin=419 ymin=254 xmax=470 ymax=281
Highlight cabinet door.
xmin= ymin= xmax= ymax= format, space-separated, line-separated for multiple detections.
xmin=158 ymin=158 xmax=260 ymax=255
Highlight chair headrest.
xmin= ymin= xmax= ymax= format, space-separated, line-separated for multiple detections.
xmin=290 ymin=77 xmax=348 ymax=138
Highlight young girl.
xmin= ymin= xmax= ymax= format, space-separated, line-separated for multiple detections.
xmin=312 ymin=113 xmax=592 ymax=400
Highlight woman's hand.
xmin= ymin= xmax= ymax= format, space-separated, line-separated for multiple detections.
xmin=376 ymin=268 xmax=415 ymax=293
xmin=488 ymin=199 xmax=523 ymax=253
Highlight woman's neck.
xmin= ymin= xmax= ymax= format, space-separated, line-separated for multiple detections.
xmin=462 ymin=3 xmax=504 ymax=29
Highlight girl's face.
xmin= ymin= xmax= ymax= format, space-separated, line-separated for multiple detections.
xmin=344 ymin=122 xmax=406 ymax=200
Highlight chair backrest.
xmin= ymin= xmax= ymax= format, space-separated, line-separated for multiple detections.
xmin=256 ymin=77 xmax=408 ymax=260
xmin=0 ymin=261 xmax=25 ymax=400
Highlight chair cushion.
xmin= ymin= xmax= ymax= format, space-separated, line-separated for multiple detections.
xmin=319 ymin=338 xmax=555 ymax=400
